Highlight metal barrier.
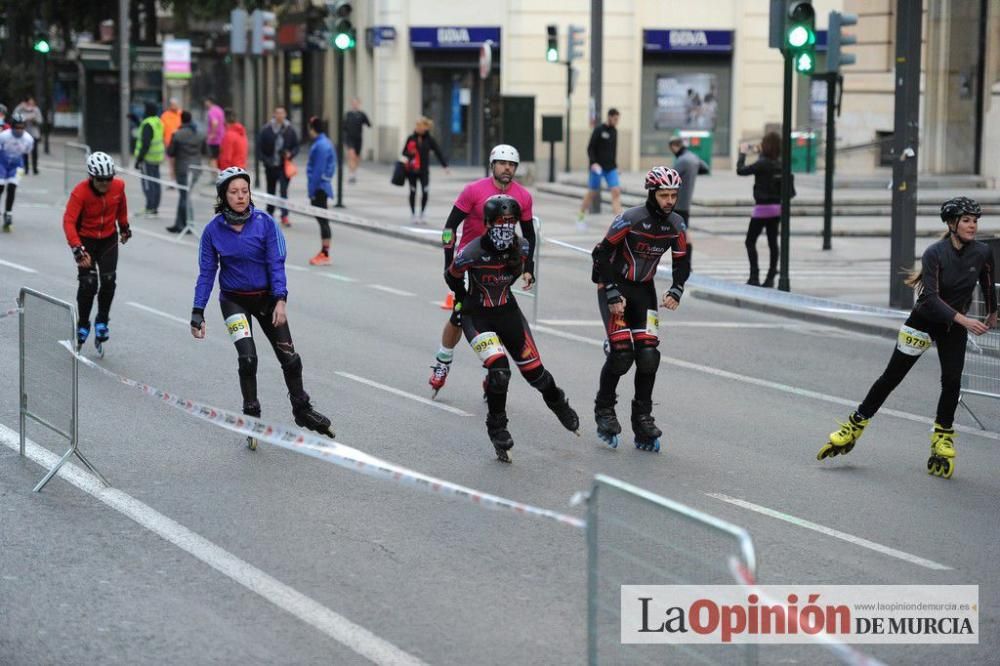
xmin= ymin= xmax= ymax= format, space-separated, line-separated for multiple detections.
xmin=510 ymin=216 xmax=541 ymax=325
xmin=959 ymin=282 xmax=1000 ymax=429
xmin=586 ymin=474 xmax=756 ymax=665
xmin=63 ymin=142 xmax=91 ymax=194
xmin=18 ymin=288 xmax=108 ymax=492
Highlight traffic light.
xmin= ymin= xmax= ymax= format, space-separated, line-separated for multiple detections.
xmin=32 ymin=20 xmax=50 ymax=54
xmin=828 ymin=11 xmax=858 ymax=72
xmin=567 ymin=25 xmax=584 ymax=62
xmin=785 ymin=1 xmax=816 ymax=74
xmin=251 ymin=9 xmax=276 ymax=55
xmin=546 ymin=24 xmax=559 ymax=62
xmin=330 ymin=1 xmax=355 ymax=51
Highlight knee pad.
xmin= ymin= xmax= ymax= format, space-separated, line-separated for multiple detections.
xmin=486 ymin=366 xmax=511 ymax=394
xmin=607 ymin=349 xmax=634 ymax=376
xmin=99 ymin=271 xmax=117 ymax=289
xmin=237 ymin=353 xmax=258 ymax=378
xmin=635 ymin=346 xmax=661 ymax=374
xmin=78 ymin=272 xmax=98 ymax=295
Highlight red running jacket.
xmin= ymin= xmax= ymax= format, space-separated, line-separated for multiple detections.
xmin=63 ymin=178 xmax=129 ymax=247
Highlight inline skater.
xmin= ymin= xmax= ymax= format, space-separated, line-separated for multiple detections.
xmin=190 ymin=167 xmax=334 ymax=450
xmin=62 ymin=151 xmax=131 ymax=356
xmin=447 ymin=194 xmax=578 ymax=462
xmin=0 ymin=113 xmax=35 ymax=231
xmin=818 ymin=197 xmax=996 ymax=478
xmin=428 ymin=144 xmax=536 ymax=397
xmin=591 ymin=166 xmax=690 ymax=452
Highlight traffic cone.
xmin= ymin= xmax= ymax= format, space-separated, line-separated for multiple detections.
xmin=440 ymin=292 xmax=455 ymax=309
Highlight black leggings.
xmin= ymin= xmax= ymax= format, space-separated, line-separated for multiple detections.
xmin=311 ymin=190 xmax=330 ymax=240
xmin=264 ymin=165 xmax=290 ymax=217
xmin=219 ymin=292 xmax=306 ymax=414
xmin=597 ymin=280 xmax=660 ymax=405
xmin=857 ymin=314 xmax=968 ymax=428
xmin=745 ymin=216 xmax=779 ymax=277
xmin=76 ymin=235 xmax=119 ymax=327
xmin=462 ymin=303 xmax=561 ymax=415
xmin=0 ymin=184 xmax=16 ymax=212
xmin=406 ymin=171 xmax=429 ymax=214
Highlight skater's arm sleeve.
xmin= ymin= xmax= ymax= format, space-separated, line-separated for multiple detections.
xmin=62 ymin=192 xmax=84 ymax=248
xmin=519 ymin=218 xmax=536 ymax=274
xmin=442 ymin=205 xmax=467 ymax=270
xmin=980 ymin=250 xmax=997 ymax=315
xmin=445 ymin=250 xmax=469 ymax=301
xmin=668 ymin=230 xmax=691 ymax=302
xmin=266 ymin=219 xmax=289 ymax=301
xmin=920 ymin=248 xmax=958 ymax=323
xmin=592 ymin=215 xmax=630 ymax=285
xmin=193 ymin=229 xmax=218 ymax=310
xmin=116 ymin=185 xmax=129 ymax=229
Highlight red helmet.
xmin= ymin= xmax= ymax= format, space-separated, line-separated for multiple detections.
xmin=645 ymin=166 xmax=682 ymax=190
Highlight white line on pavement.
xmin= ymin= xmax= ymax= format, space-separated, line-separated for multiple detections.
xmin=537 ymin=319 xmax=801 ymax=329
xmin=0 ymin=424 xmax=427 ymax=666
xmin=532 ymin=324 xmax=1000 ymax=442
xmin=335 ymin=371 xmax=472 ymax=416
xmin=706 ymin=493 xmax=952 ymax=571
xmin=286 ymin=265 xmax=308 ymax=272
xmin=321 ymin=273 xmax=359 ymax=283
xmin=370 ymin=284 xmax=416 ymax=297
xmin=0 ymin=258 xmax=38 ymax=273
xmin=127 ymin=301 xmax=189 ymax=325
xmin=131 ymin=226 xmax=198 ymax=245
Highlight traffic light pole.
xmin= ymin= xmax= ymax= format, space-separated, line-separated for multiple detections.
xmin=822 ymin=73 xmax=839 ymax=251
xmin=779 ymin=51 xmax=793 ymax=292
xmin=335 ymin=47 xmax=345 ymax=208
xmin=564 ymin=60 xmax=572 ymax=174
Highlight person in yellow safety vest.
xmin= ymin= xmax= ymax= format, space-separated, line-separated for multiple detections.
xmin=134 ymin=101 xmax=166 ymax=217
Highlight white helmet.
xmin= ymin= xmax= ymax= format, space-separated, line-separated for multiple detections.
xmin=489 ymin=144 xmax=520 ymax=166
xmin=216 ymin=166 xmax=251 ymax=197
xmin=86 ymin=151 xmax=116 ymax=178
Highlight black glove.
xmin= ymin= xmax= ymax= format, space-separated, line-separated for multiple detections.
xmin=119 ymin=225 xmax=131 ymax=244
xmin=72 ymin=245 xmax=89 ymax=266
xmin=604 ymin=285 xmax=623 ymax=305
xmin=190 ymin=308 xmax=205 ymax=330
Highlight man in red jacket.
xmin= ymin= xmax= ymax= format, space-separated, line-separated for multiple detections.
xmin=218 ymin=108 xmax=248 ymax=170
xmin=62 ymin=151 xmax=131 ymax=350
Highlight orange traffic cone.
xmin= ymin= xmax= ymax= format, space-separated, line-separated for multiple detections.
xmin=440 ymin=292 xmax=455 ymax=309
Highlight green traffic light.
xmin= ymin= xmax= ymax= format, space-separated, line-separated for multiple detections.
xmin=33 ymin=39 xmax=50 ymax=54
xmin=546 ymin=47 xmax=558 ymax=62
xmin=795 ymin=52 xmax=814 ymax=73
xmin=334 ymin=32 xmax=351 ymax=50
xmin=787 ymin=25 xmax=809 ymax=49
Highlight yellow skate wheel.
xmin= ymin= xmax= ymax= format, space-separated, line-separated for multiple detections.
xmin=247 ymin=436 xmax=258 ymax=451
xmin=940 ymin=458 xmax=954 ymax=479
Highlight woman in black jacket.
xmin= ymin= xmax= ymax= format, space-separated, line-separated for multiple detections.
xmin=400 ymin=116 xmax=449 ymax=224
xmin=737 ymin=131 xmax=783 ymax=287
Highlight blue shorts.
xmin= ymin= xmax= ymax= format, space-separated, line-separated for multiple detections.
xmin=588 ymin=167 xmax=620 ymax=191
xmin=0 ymin=160 xmax=22 ymax=185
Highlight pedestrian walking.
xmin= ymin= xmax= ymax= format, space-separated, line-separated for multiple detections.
xmin=258 ymin=106 xmax=299 ymax=227
xmin=306 ymin=116 xmax=336 ymax=266
xmin=204 ymin=97 xmax=225 ymax=169
xmin=446 ymin=194 xmax=579 ymax=462
xmin=817 ymin=197 xmax=996 ymax=479
xmin=218 ymin=108 xmax=248 ymax=170
xmin=343 ymin=97 xmax=370 ymax=184
xmin=62 ymin=152 xmax=131 ymax=357
xmin=400 ymin=116 xmax=449 ymax=224
xmin=134 ymin=101 xmax=166 ymax=217
xmin=591 ymin=167 xmax=690 ymax=453
xmin=190 ymin=167 xmax=335 ymax=450
xmin=165 ymin=110 xmax=205 ymax=233
xmin=0 ymin=113 xmax=35 ymax=231
xmin=427 ymin=144 xmax=535 ymax=397
xmin=160 ymin=98 xmax=183 ymax=156
xmin=13 ymin=96 xmax=42 ymax=175
xmin=737 ymin=132 xmax=784 ymax=287
xmin=577 ymin=108 xmax=622 ymax=229
xmin=669 ymin=135 xmax=710 ymax=265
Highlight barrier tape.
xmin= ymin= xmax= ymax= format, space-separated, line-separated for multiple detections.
xmin=61 ymin=341 xmax=586 ymax=530
xmin=0 ymin=306 xmax=20 ymax=319
xmin=117 ymin=166 xmax=191 ymax=191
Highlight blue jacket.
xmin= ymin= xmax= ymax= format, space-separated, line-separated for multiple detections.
xmin=307 ymin=133 xmax=336 ymax=198
xmin=193 ymin=206 xmax=288 ymax=309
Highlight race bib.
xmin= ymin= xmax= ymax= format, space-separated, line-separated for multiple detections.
xmin=646 ymin=309 xmax=660 ymax=337
xmin=471 ymin=331 xmax=506 ymax=362
xmin=225 ymin=313 xmax=252 ymax=342
xmin=896 ymin=324 xmax=931 ymax=356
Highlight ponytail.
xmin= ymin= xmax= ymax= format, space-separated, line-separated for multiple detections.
xmin=903 ymin=230 xmax=951 ymax=293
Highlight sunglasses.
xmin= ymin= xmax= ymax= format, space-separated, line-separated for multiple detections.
xmin=93 ymin=176 xmax=113 ymax=183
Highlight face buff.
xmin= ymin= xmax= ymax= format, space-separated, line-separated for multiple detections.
xmin=488 ymin=221 xmax=516 ymax=251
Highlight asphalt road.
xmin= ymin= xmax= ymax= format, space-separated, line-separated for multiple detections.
xmin=0 ymin=163 xmax=997 ymax=665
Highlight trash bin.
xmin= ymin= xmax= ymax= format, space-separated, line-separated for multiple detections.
xmin=790 ymin=130 xmax=817 ymax=173
xmin=678 ymin=130 xmax=713 ymax=165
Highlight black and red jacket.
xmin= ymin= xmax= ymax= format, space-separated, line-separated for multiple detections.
xmin=446 ymin=236 xmax=529 ymax=310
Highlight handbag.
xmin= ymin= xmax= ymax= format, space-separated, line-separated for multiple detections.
xmin=391 ymin=160 xmax=406 ymax=187
xmin=283 ymin=158 xmax=298 ymax=180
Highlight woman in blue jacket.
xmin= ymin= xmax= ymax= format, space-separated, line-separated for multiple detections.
xmin=306 ymin=116 xmax=336 ymax=265
xmin=190 ymin=167 xmax=334 ymax=449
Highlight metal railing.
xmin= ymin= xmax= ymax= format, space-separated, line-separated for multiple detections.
xmin=63 ymin=142 xmax=91 ymax=194
xmin=586 ymin=474 xmax=757 ymax=665
xmin=18 ymin=288 xmax=108 ymax=492
xmin=959 ymin=283 xmax=1000 ymax=430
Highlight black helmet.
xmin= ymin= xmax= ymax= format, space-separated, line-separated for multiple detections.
xmin=940 ymin=197 xmax=981 ymax=223
xmin=482 ymin=194 xmax=520 ymax=226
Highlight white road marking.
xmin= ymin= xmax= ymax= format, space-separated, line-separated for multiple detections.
xmin=130 ymin=226 xmax=198 ymax=245
xmin=286 ymin=265 xmax=308 ymax=272
xmin=533 ymin=324 xmax=1000 ymax=442
xmin=706 ymin=493 xmax=952 ymax=571
xmin=369 ymin=284 xmax=416 ymax=297
xmin=538 ymin=319 xmax=800 ymax=329
xmin=321 ymin=273 xmax=358 ymax=283
xmin=127 ymin=301 xmax=189 ymax=325
xmin=0 ymin=424 xmax=427 ymax=666
xmin=0 ymin=258 xmax=38 ymax=273
xmin=335 ymin=371 xmax=472 ymax=416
